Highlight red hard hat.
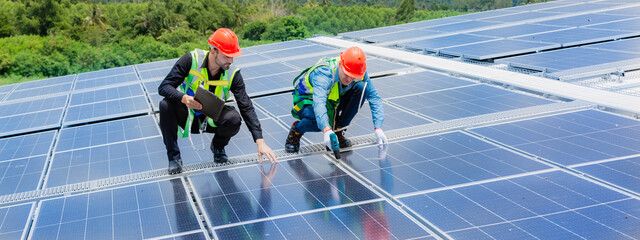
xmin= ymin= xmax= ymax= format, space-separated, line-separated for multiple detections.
xmin=340 ymin=46 xmax=367 ymax=79
xmin=208 ymin=28 xmax=242 ymax=58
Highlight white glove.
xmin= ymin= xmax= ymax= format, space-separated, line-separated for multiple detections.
xmin=374 ymin=128 xmax=388 ymax=145
xmin=323 ymin=129 xmax=338 ymax=150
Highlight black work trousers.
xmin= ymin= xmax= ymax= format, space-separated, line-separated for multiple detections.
xmin=159 ymin=98 xmax=242 ymax=162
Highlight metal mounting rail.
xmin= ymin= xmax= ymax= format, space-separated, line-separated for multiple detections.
xmin=0 ymin=100 xmax=592 ymax=206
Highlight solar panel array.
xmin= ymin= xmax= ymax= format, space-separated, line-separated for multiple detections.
xmin=1 ymin=0 xmax=639 ymax=239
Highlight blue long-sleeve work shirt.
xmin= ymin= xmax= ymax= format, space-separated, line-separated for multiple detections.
xmin=309 ymin=66 xmax=384 ymax=130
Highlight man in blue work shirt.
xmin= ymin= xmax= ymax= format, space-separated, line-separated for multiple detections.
xmin=285 ymin=46 xmax=388 ymax=153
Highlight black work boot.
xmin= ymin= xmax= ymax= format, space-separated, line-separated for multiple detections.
xmin=211 ymin=144 xmax=229 ymax=163
xmin=285 ymin=121 xmax=303 ymax=153
xmin=335 ymin=129 xmax=352 ymax=148
xmin=168 ymin=159 xmax=183 ymax=174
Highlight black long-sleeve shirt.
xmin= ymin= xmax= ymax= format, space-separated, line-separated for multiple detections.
xmin=158 ymin=52 xmax=263 ymax=141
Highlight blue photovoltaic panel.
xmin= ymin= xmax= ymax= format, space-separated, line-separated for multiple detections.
xmin=31 ymin=179 xmax=203 ymax=239
xmin=244 ymin=71 xmax=299 ymax=96
xmin=74 ymin=72 xmax=139 ymax=91
xmin=506 ymin=0 xmax=572 ymax=11
xmin=46 ymin=136 xmax=165 ymax=187
xmin=261 ymin=44 xmax=337 ymax=59
xmin=387 ymin=84 xmax=553 ymax=121
xmin=587 ymin=18 xmax=640 ymax=32
xmin=373 ymin=71 xmax=476 ymax=99
xmin=76 ymin=65 xmax=135 ymax=81
xmin=0 ymin=93 xmax=6 ymax=102
xmin=252 ymin=93 xmax=292 ymax=117
xmin=234 ymin=53 xmax=271 ymax=66
xmin=575 ymin=157 xmax=640 ymax=195
xmin=536 ymin=13 xmax=632 ymax=27
xmin=190 ymin=156 xmax=380 ymax=227
xmin=0 ymin=84 xmax=16 ymax=94
xmin=423 ymin=20 xmax=499 ymax=32
xmin=513 ymin=28 xmax=635 ymax=47
xmin=241 ymin=62 xmax=298 ymax=80
xmin=397 ymin=18 xmax=467 ymax=30
xmin=215 ymin=200 xmax=434 ymax=239
xmin=176 ymin=117 xmax=285 ymax=164
xmin=138 ymin=67 xmax=171 ymax=82
xmin=0 ymin=95 xmax=67 ymax=118
xmin=148 ymin=93 xmax=163 ymax=112
xmin=243 ymin=40 xmax=312 ymax=53
xmin=5 ymin=82 xmax=72 ymax=101
xmin=63 ymin=95 xmax=150 ymax=126
xmin=400 ymin=170 xmax=640 ymax=239
xmin=0 ymin=130 xmax=55 ymax=162
xmin=404 ymin=34 xmax=499 ymax=51
xmin=69 ymin=83 xmax=145 ymax=106
xmin=468 ymin=24 xmax=567 ymax=38
xmin=599 ymin=5 xmax=640 ymax=16
xmin=498 ymin=47 xmax=640 ymax=72
xmin=0 ymin=108 xmax=64 ymax=137
xmin=135 ymin=59 xmax=178 ymax=72
xmin=342 ymin=132 xmax=550 ymax=196
xmin=143 ymin=80 xmax=161 ymax=94
xmin=14 ymin=75 xmax=75 ymax=91
xmin=158 ymin=232 xmax=208 ymax=240
xmin=0 ymin=203 xmax=34 ymax=240
xmin=282 ymin=54 xmax=340 ymax=69
xmin=541 ymin=2 xmax=622 ymax=13
xmin=585 ymin=37 xmax=640 ymax=53
xmin=339 ymin=26 xmax=407 ymax=39
xmin=365 ymin=58 xmax=410 ymax=75
xmin=480 ymin=11 xmax=559 ymax=23
xmin=471 ymin=110 xmax=640 ymax=166
xmin=453 ymin=9 xmax=517 ymax=20
xmin=0 ymin=155 xmax=46 ymax=195
xmin=363 ymin=29 xmax=439 ymax=43
xmin=56 ymin=115 xmax=159 ymax=152
xmin=439 ymin=39 xmax=560 ymax=60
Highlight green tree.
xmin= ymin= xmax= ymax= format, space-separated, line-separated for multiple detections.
xmin=82 ymin=4 xmax=108 ymax=30
xmin=26 ymin=0 xmax=68 ymax=35
xmin=243 ymin=21 xmax=267 ymax=41
xmin=395 ymin=0 xmax=415 ymax=23
xmin=262 ymin=16 xmax=306 ymax=41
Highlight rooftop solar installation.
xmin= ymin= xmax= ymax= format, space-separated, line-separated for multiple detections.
xmin=599 ymin=5 xmax=640 ymax=15
xmin=2 ymin=1 xmax=640 ymax=239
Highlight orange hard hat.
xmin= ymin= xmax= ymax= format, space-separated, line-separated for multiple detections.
xmin=208 ymin=28 xmax=242 ymax=57
xmin=340 ymin=46 xmax=367 ymax=79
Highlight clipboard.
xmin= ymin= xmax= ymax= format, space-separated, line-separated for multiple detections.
xmin=194 ymin=85 xmax=225 ymax=121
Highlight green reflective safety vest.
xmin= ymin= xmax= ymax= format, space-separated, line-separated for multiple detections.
xmin=291 ymin=57 xmax=362 ymax=128
xmin=178 ymin=48 xmax=240 ymax=138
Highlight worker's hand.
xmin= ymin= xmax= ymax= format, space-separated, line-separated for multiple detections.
xmin=323 ymin=127 xmax=338 ymax=151
xmin=374 ymin=128 xmax=388 ymax=145
xmin=256 ymin=139 xmax=277 ymax=164
xmin=181 ymin=95 xmax=202 ymax=110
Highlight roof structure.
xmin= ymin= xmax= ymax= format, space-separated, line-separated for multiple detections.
xmin=1 ymin=0 xmax=640 ymax=239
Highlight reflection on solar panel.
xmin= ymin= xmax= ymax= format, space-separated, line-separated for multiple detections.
xmin=514 ymin=28 xmax=635 ymax=47
xmin=404 ymin=34 xmax=499 ymax=52
xmin=3 ymin=1 xmax=640 ymax=239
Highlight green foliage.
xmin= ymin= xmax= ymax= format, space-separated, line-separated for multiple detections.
xmin=298 ymin=5 xmax=396 ymax=35
xmin=262 ymin=16 xmax=307 ymax=41
xmin=243 ymin=21 xmax=268 ymax=41
xmin=395 ymin=0 xmax=415 ymax=23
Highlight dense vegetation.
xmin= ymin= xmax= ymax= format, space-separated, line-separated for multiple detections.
xmin=0 ymin=0 xmax=546 ymax=85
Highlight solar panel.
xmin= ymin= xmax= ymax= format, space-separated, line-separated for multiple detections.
xmin=234 ymin=53 xmax=272 ymax=65
xmin=138 ymin=67 xmax=171 ymax=82
xmin=513 ymin=28 xmax=636 ymax=47
xmin=373 ymin=71 xmax=476 ymax=99
xmin=0 ymin=108 xmax=65 ymax=137
xmin=453 ymin=9 xmax=517 ymax=20
xmin=0 ymin=95 xmax=67 ymax=118
xmin=148 ymin=93 xmax=163 ymax=111
xmin=586 ymin=17 xmax=640 ymax=31
xmin=468 ymin=24 xmax=568 ymax=38
xmin=471 ymin=109 xmax=640 ymax=165
xmin=0 ymin=84 xmax=16 ymax=94
xmin=363 ymin=29 xmax=439 ymax=44
xmin=535 ymin=13 xmax=633 ymax=27
xmin=438 ymin=39 xmax=560 ymax=60
xmin=135 ymin=59 xmax=178 ymax=72
xmin=396 ymin=18 xmax=467 ymax=30
xmin=599 ymin=5 xmax=640 ymax=16
xmin=423 ymin=20 xmax=499 ymax=33
xmin=480 ymin=11 xmax=560 ymax=23
xmin=242 ymin=40 xmax=312 ymax=53
xmin=0 ymin=130 xmax=55 ymax=162
xmin=63 ymin=95 xmax=151 ymax=125
xmin=261 ymin=44 xmax=337 ymax=59
xmin=74 ymin=72 xmax=139 ymax=91
xmin=244 ymin=71 xmax=299 ymax=96
xmin=5 ymin=82 xmax=72 ymax=101
xmin=342 ymin=132 xmax=551 ymax=196
xmin=574 ymin=156 xmax=640 ymax=195
xmin=0 ymin=203 xmax=34 ymax=239
xmin=30 ymin=179 xmax=205 ymax=239
xmin=241 ymin=62 xmax=298 ymax=80
xmin=143 ymin=80 xmax=161 ymax=94
xmin=76 ymin=65 xmax=135 ymax=81
xmin=399 ymin=170 xmax=640 ymax=239
xmin=338 ymin=26 xmax=407 ymax=39
xmin=540 ymin=2 xmax=621 ymax=13
xmin=387 ymin=84 xmax=553 ymax=121
xmin=504 ymin=0 xmax=574 ymax=11
xmin=0 ymin=155 xmax=46 ymax=195
xmin=497 ymin=47 xmax=640 ymax=72
xmin=404 ymin=34 xmax=499 ymax=52
xmin=69 ymin=83 xmax=145 ymax=106
xmin=14 ymin=75 xmax=75 ymax=91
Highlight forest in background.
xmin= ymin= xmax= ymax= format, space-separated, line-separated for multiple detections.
xmin=0 ymin=0 xmax=547 ymax=85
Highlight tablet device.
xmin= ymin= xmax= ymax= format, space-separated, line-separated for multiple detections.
xmin=194 ymin=85 xmax=225 ymax=121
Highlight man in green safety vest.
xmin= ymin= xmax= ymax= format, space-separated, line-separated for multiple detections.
xmin=285 ymin=46 xmax=388 ymax=154
xmin=159 ymin=28 xmax=277 ymax=174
